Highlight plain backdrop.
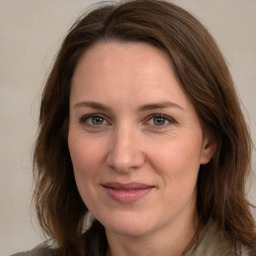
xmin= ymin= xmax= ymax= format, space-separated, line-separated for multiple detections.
xmin=0 ymin=0 xmax=255 ymax=255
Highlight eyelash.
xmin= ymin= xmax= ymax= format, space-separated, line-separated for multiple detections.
xmin=79 ymin=113 xmax=175 ymax=129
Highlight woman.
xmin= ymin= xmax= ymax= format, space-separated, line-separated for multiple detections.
xmin=13 ymin=0 xmax=256 ymax=255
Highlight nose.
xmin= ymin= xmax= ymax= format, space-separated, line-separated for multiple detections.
xmin=107 ymin=125 xmax=145 ymax=173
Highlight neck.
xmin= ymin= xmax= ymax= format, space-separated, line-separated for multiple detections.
xmin=106 ymin=210 xmax=199 ymax=256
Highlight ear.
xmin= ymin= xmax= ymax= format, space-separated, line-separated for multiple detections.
xmin=200 ymin=130 xmax=218 ymax=165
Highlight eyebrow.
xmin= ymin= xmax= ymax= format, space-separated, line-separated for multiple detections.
xmin=73 ymin=101 xmax=112 ymax=111
xmin=138 ymin=102 xmax=184 ymax=112
xmin=73 ymin=101 xmax=184 ymax=111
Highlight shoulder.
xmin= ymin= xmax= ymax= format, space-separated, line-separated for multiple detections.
xmin=185 ymin=221 xmax=256 ymax=256
xmin=189 ymin=221 xmax=234 ymax=255
xmin=10 ymin=243 xmax=54 ymax=256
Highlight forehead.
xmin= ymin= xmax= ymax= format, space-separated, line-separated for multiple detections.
xmin=70 ymin=41 xmax=191 ymax=111
xmin=72 ymin=41 xmax=172 ymax=78
xmin=73 ymin=41 xmax=172 ymax=77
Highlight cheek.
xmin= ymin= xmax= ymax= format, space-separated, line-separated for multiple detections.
xmin=151 ymin=136 xmax=202 ymax=172
xmin=68 ymin=131 xmax=103 ymax=172
xmin=68 ymin=132 xmax=103 ymax=197
xmin=149 ymin=135 xmax=202 ymax=191
xmin=68 ymin=134 xmax=103 ymax=208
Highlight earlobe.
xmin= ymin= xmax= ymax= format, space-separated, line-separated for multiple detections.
xmin=200 ymin=132 xmax=218 ymax=165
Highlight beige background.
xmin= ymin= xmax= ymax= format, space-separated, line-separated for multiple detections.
xmin=0 ymin=0 xmax=255 ymax=255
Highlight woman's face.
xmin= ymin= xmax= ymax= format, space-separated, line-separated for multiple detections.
xmin=68 ymin=42 xmax=215 ymax=239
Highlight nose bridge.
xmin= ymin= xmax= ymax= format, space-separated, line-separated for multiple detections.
xmin=107 ymin=122 xmax=144 ymax=172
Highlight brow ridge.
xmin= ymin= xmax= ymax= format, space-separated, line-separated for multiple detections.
xmin=138 ymin=102 xmax=184 ymax=112
xmin=73 ymin=101 xmax=183 ymax=112
xmin=73 ymin=101 xmax=112 ymax=111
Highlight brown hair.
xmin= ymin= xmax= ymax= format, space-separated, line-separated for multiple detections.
xmin=33 ymin=0 xmax=256 ymax=255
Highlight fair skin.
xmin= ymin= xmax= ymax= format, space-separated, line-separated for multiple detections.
xmin=68 ymin=42 xmax=216 ymax=256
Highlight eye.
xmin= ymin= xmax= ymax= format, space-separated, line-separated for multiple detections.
xmin=80 ymin=114 xmax=109 ymax=127
xmin=152 ymin=116 xmax=167 ymax=126
xmin=89 ymin=116 xmax=105 ymax=125
xmin=147 ymin=114 xmax=174 ymax=127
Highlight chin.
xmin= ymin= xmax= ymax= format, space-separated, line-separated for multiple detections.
xmin=108 ymin=223 xmax=153 ymax=237
xmin=101 ymin=211 xmax=155 ymax=237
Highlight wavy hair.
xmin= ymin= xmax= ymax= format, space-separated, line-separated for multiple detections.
xmin=33 ymin=0 xmax=256 ymax=255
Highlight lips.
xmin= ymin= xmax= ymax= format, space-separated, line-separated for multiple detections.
xmin=102 ymin=182 xmax=154 ymax=203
